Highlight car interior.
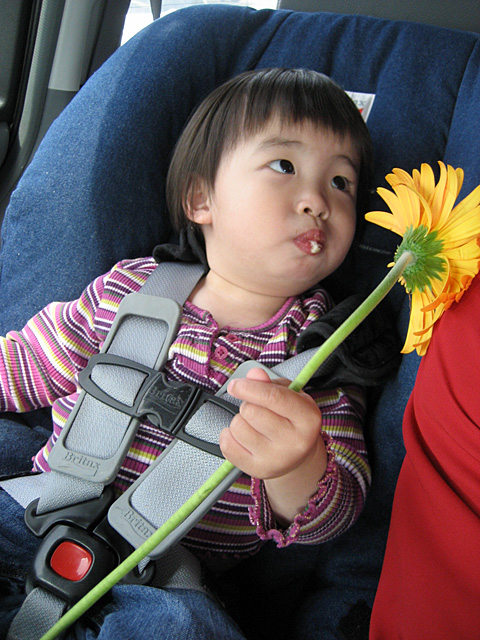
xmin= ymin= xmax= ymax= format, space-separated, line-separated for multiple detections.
xmin=0 ymin=1 xmax=479 ymax=638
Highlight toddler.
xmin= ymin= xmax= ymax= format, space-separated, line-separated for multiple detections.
xmin=1 ymin=68 xmax=373 ymax=639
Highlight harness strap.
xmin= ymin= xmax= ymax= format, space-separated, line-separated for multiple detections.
xmin=38 ymin=262 xmax=206 ymax=514
xmin=7 ymin=589 xmax=67 ymax=640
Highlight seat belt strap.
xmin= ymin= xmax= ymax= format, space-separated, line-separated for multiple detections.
xmin=37 ymin=261 xmax=206 ymax=514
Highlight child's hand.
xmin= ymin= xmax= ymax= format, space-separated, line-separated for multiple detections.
xmin=220 ymin=368 xmax=328 ymax=525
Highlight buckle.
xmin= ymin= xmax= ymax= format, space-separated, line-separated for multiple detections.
xmin=25 ymin=488 xmax=153 ymax=604
xmin=26 ymin=524 xmax=118 ymax=604
xmin=79 ymin=354 xmax=239 ymax=457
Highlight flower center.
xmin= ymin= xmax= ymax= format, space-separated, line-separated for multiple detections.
xmin=395 ymin=225 xmax=446 ymax=293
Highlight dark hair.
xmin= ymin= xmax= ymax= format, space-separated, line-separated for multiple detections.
xmin=166 ymin=68 xmax=373 ymax=232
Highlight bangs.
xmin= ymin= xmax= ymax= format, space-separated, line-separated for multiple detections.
xmin=223 ymin=69 xmax=365 ymax=152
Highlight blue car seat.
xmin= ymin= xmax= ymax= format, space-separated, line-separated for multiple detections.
xmin=1 ymin=6 xmax=479 ymax=638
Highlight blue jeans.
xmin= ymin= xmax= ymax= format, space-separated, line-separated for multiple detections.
xmin=0 ymin=490 xmax=246 ymax=640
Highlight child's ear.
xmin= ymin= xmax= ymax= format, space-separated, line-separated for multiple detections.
xmin=185 ymin=183 xmax=212 ymax=225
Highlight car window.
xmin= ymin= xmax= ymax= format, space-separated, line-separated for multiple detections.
xmin=123 ymin=0 xmax=277 ymax=44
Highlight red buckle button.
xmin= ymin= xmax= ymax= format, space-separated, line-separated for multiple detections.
xmin=50 ymin=541 xmax=93 ymax=581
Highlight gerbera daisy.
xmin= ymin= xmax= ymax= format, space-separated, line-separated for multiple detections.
xmin=366 ymin=162 xmax=480 ymax=355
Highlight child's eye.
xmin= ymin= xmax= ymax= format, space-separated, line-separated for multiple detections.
xmin=331 ymin=175 xmax=349 ymax=191
xmin=269 ymin=159 xmax=295 ymax=174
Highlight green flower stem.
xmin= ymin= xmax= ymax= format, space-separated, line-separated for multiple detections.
xmin=289 ymin=250 xmax=415 ymax=392
xmin=40 ymin=249 xmax=414 ymax=640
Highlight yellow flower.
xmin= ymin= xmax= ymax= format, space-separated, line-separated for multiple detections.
xmin=366 ymin=162 xmax=480 ymax=355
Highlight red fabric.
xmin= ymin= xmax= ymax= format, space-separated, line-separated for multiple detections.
xmin=370 ymin=274 xmax=480 ymax=639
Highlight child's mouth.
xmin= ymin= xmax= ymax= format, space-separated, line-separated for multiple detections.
xmin=294 ymin=229 xmax=325 ymax=256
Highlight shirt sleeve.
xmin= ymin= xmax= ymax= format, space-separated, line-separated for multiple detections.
xmin=0 ymin=258 xmax=154 ymax=413
xmin=0 ymin=278 xmax=108 ymax=413
xmin=249 ymin=383 xmax=370 ymax=547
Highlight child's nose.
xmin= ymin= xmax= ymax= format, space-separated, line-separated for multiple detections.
xmin=295 ymin=192 xmax=329 ymax=219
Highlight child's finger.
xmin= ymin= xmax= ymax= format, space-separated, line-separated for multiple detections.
xmin=228 ymin=370 xmax=316 ymax=425
xmin=243 ymin=367 xmax=272 ymax=382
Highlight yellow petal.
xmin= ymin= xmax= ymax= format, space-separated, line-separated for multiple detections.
xmin=364 ymin=210 xmax=405 ymax=236
xmin=387 ymin=184 xmax=422 ymax=229
xmin=415 ymin=163 xmax=436 ymax=200
xmin=370 ymin=187 xmax=416 ymax=233
xmin=452 ymin=182 xmax=480 ymax=217
xmin=387 ymin=168 xmax=415 ymax=189
xmin=438 ymin=208 xmax=480 ymax=247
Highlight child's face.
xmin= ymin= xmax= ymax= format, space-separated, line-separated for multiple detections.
xmin=190 ymin=118 xmax=359 ymax=298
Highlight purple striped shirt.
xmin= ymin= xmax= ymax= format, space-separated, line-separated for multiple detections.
xmin=0 ymin=257 xmax=370 ymax=558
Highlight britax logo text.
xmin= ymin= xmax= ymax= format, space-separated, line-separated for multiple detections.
xmin=120 ymin=508 xmax=155 ymax=539
xmin=62 ymin=452 xmax=100 ymax=474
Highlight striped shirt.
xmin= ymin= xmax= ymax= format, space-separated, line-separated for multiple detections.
xmin=0 ymin=256 xmax=370 ymax=558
